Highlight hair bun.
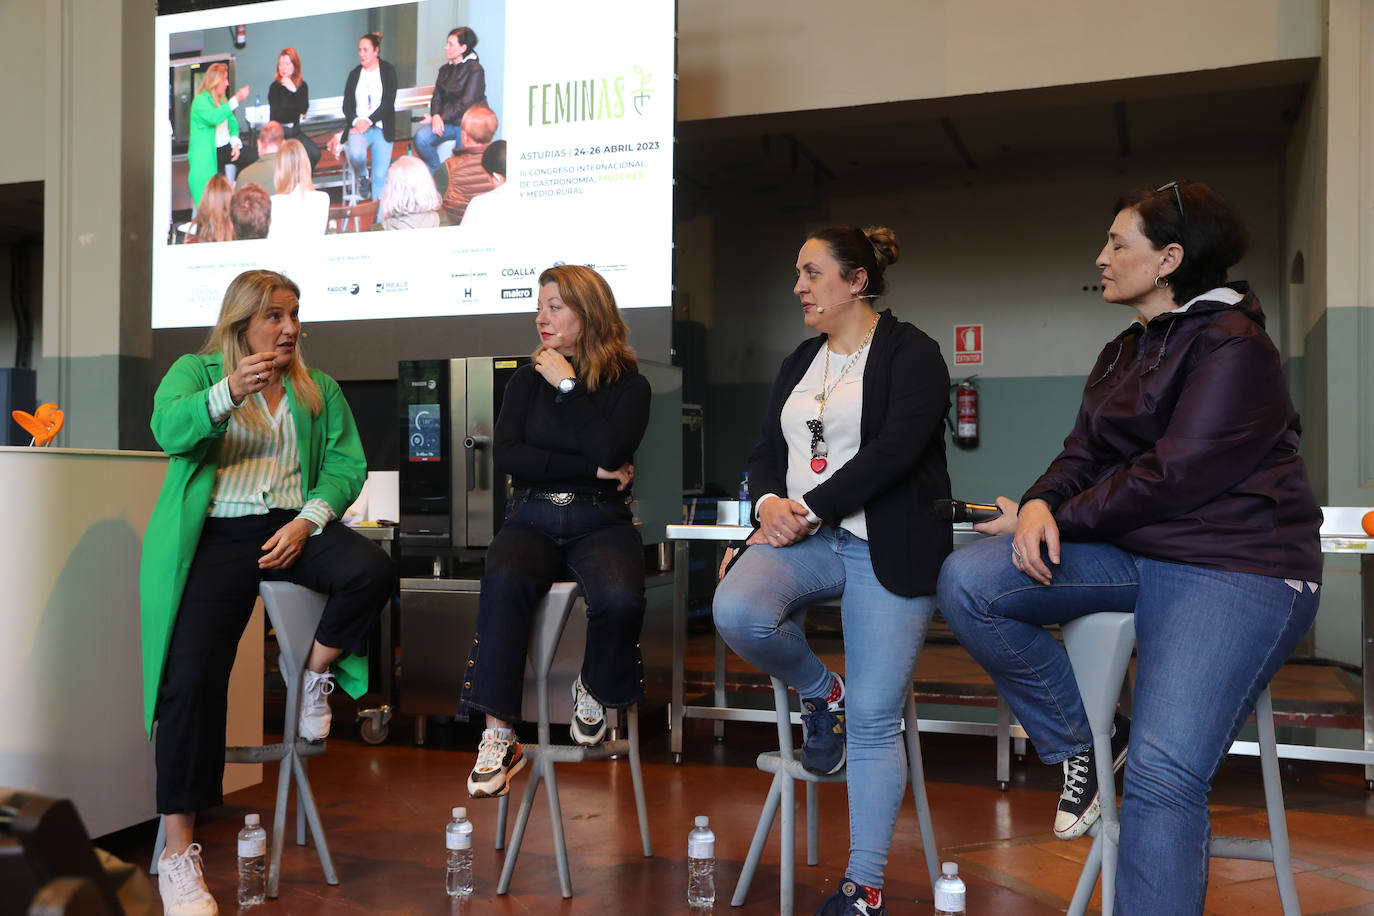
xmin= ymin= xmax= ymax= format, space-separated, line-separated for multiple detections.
xmin=863 ymin=225 xmax=900 ymax=268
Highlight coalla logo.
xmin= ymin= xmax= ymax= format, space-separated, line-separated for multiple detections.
xmin=500 ymin=267 xmax=536 ymax=277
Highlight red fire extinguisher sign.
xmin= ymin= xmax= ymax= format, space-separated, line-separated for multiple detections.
xmin=954 ymin=324 xmax=983 ymax=365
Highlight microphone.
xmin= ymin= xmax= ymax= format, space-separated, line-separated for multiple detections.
xmin=813 ymin=294 xmax=876 ymax=314
xmin=931 ymin=498 xmax=1002 ymax=523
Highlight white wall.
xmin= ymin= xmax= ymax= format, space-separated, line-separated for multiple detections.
xmin=678 ymin=0 xmax=1321 ymax=121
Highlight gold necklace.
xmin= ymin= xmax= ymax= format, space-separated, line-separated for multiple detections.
xmin=805 ymin=315 xmax=879 ymax=473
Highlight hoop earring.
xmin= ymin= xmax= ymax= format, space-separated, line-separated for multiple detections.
xmin=1154 ymin=275 xmax=1170 ymax=289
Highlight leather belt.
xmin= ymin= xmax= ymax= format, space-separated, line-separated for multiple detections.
xmin=516 ymin=488 xmax=608 ymax=506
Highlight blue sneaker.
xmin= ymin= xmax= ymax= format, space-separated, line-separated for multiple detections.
xmin=800 ymin=674 xmax=845 ymax=775
xmin=815 ymin=877 xmax=885 ymax=915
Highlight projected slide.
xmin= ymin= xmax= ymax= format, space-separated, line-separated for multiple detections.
xmin=152 ymin=0 xmax=673 ymax=328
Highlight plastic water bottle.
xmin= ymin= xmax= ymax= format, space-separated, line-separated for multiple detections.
xmin=236 ymin=813 xmax=267 ymax=906
xmin=737 ymin=472 xmax=752 ymax=527
xmin=687 ymin=815 xmax=715 ymax=908
xmin=445 ymin=807 xmax=474 ymax=897
xmin=934 ymin=861 xmax=966 ymax=915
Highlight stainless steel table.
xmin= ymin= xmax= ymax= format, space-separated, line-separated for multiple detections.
xmin=665 ymin=523 xmax=1026 ymax=777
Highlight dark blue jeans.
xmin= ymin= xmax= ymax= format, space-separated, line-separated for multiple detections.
xmin=458 ymin=495 xmax=646 ymax=724
xmin=937 ymin=535 xmax=1319 ymax=915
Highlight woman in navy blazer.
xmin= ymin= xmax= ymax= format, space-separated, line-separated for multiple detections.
xmin=340 ymin=32 xmax=398 ymax=201
xmin=714 ymin=226 xmax=952 ymax=916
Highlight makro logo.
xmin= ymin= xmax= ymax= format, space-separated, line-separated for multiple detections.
xmin=376 ymin=280 xmax=410 ymax=294
xmin=326 ymin=283 xmax=360 ymax=296
xmin=526 ymin=65 xmax=654 ymax=126
xmin=501 ymin=267 xmax=535 ymax=277
xmin=501 ymin=288 xmax=533 ymax=299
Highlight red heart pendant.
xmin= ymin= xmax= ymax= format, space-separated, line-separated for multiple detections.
xmin=810 ymin=457 xmax=828 ymax=473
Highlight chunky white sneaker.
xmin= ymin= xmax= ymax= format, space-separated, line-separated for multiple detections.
xmin=158 ymin=843 xmax=218 ymax=916
xmin=299 ymin=669 xmax=335 ymax=742
xmin=467 ymin=729 xmax=526 ymax=798
xmin=570 ymin=676 xmax=607 ymax=746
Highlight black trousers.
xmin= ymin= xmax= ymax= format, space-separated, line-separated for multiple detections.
xmin=458 ymin=495 xmax=646 ymax=724
xmin=155 ymin=510 xmax=394 ymax=814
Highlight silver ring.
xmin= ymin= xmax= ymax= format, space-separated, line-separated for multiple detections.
xmin=255 ymin=372 xmax=263 ymax=381
xmin=1011 ymin=544 xmax=1022 ymax=559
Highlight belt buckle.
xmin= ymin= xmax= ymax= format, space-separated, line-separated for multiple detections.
xmin=549 ymin=491 xmax=574 ymax=506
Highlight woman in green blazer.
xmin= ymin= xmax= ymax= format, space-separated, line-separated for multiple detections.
xmin=186 ymin=62 xmax=249 ymax=209
xmin=140 ymin=269 xmax=391 ymax=916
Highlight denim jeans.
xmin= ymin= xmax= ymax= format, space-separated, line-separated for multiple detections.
xmin=713 ymin=526 xmax=934 ymax=888
xmin=346 ymin=125 xmax=393 ymax=200
xmin=412 ymin=120 xmax=461 ymax=171
xmin=936 ymin=535 xmax=1319 ymax=915
xmin=458 ymin=495 xmax=646 ymax=724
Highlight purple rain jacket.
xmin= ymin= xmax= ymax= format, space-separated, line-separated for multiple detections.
xmin=1021 ymin=282 xmax=1323 ymax=582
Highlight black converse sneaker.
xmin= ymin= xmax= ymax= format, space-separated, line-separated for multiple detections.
xmin=1055 ymin=713 xmax=1131 ymax=840
xmin=814 ymin=877 xmax=886 ymax=915
xmin=467 ymin=728 xmax=526 ymax=798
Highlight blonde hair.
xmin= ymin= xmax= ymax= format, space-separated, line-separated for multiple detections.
xmin=274 ymin=139 xmax=314 ymax=195
xmin=197 ymin=62 xmax=228 ymax=99
xmin=199 ymin=269 xmax=322 ymax=427
xmin=378 ymin=156 xmax=441 ymax=221
xmin=533 ymin=265 xmax=637 ymax=392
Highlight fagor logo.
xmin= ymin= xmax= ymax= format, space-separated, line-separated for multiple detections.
xmin=326 ymin=283 xmax=360 ymax=296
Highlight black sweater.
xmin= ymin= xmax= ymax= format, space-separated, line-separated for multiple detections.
xmin=748 ymin=310 xmax=953 ymax=597
xmin=495 ymin=364 xmax=651 ymax=496
xmin=267 ymin=80 xmax=310 ymax=129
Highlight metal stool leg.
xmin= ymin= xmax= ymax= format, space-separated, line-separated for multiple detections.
xmin=731 ymin=772 xmax=785 ymax=906
xmin=1255 ymin=688 xmax=1300 ymax=916
xmin=627 ymin=706 xmax=653 ymax=857
xmin=903 ymin=689 xmax=941 ymax=889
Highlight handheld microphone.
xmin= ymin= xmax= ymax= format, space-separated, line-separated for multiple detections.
xmin=931 ymin=498 xmax=1003 ymax=523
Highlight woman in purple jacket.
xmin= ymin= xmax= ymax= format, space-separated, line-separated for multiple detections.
xmin=937 ymin=180 xmax=1321 ymax=916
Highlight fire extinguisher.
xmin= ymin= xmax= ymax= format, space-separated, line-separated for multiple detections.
xmin=233 ymin=24 xmax=247 ymax=49
xmin=952 ymin=376 xmax=979 ymax=449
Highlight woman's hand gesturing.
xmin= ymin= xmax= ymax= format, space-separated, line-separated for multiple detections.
xmin=597 ymin=462 xmax=634 ymax=491
xmin=227 ymin=351 xmax=279 ymax=404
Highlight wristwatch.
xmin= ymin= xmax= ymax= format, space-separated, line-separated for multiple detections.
xmin=557 ymin=377 xmax=578 ymax=394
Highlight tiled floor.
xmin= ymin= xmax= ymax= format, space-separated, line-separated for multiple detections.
xmin=99 ymin=630 xmax=1374 ymax=914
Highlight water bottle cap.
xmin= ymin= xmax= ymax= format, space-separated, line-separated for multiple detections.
xmin=942 ymin=861 xmax=958 ymax=876
xmin=245 ymin=813 xmax=260 ymax=826
xmin=694 ymin=815 xmax=708 ymax=827
xmin=453 ymin=807 xmax=466 ymax=819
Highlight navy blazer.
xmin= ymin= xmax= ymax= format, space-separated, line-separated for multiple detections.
xmin=342 ymin=60 xmax=399 ymax=142
xmin=747 ymin=309 xmax=954 ymax=597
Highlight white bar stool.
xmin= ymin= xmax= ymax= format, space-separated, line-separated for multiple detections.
xmin=730 ymin=675 xmax=941 ymax=916
xmin=492 ymin=581 xmax=653 ymax=898
xmin=1062 ymin=611 xmax=1300 ymax=916
xmin=151 ymin=581 xmax=336 ymax=897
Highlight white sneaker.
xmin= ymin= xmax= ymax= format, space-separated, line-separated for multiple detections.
xmin=570 ymin=676 xmax=607 ymax=746
xmin=300 ymin=669 xmax=335 ymax=742
xmin=158 ymin=843 xmax=218 ymax=916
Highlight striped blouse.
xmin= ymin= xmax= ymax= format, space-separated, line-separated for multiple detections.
xmin=206 ymin=376 xmax=333 ymax=531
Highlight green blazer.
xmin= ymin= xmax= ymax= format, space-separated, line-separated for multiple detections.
xmin=139 ymin=353 xmax=369 ymax=736
xmin=187 ymin=91 xmax=240 ymax=208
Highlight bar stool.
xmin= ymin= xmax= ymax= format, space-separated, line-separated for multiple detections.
xmin=492 ymin=581 xmax=653 ymax=898
xmin=152 ymin=581 xmax=336 ymax=897
xmin=731 ymin=676 xmax=941 ymax=916
xmin=1062 ymin=612 xmax=1300 ymax=916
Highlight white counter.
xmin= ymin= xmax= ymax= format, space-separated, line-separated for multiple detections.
xmin=0 ymin=447 xmax=263 ymax=837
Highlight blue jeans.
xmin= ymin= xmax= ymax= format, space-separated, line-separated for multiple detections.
xmin=346 ymin=125 xmax=393 ymax=200
xmin=713 ymin=526 xmax=934 ymax=888
xmin=458 ymin=495 xmax=646 ymax=724
xmin=936 ymin=536 xmax=1319 ymax=916
xmin=413 ymin=120 xmax=460 ymax=171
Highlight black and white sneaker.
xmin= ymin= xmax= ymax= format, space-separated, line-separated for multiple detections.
xmin=570 ymin=676 xmax=607 ymax=746
xmin=814 ymin=877 xmax=885 ymax=915
xmin=1054 ymin=713 xmax=1131 ymax=840
xmin=467 ymin=728 xmax=525 ymax=798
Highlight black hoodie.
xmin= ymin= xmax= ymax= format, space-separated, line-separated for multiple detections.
xmin=1023 ymin=282 xmax=1322 ymax=581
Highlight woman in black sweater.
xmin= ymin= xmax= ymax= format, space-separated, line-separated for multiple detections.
xmin=713 ymin=226 xmax=952 ymax=916
xmin=459 ymin=265 xmax=651 ymax=799
xmin=267 ymin=48 xmax=320 ymax=169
